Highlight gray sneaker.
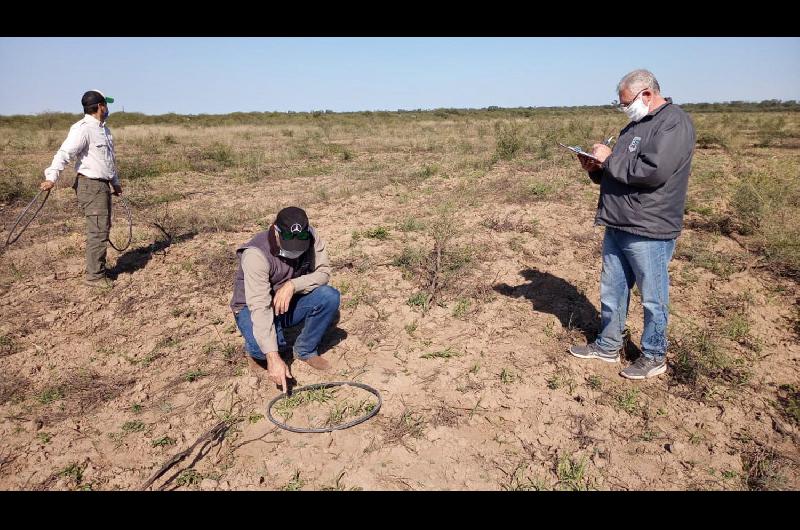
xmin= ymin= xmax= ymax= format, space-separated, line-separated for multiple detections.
xmin=83 ymin=276 xmax=114 ymax=289
xmin=568 ymin=343 xmax=620 ymax=363
xmin=620 ymin=356 xmax=666 ymax=380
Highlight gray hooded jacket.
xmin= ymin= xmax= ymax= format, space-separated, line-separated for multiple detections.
xmin=589 ymin=98 xmax=696 ymax=240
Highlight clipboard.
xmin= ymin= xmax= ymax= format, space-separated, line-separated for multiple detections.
xmin=558 ymin=142 xmax=601 ymax=162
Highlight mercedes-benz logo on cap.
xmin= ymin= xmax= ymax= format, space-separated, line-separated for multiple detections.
xmin=290 ymin=223 xmax=303 ymax=233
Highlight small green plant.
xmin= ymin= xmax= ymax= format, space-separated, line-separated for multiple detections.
xmin=176 ymin=469 xmax=202 ymax=487
xmin=616 ymin=388 xmax=641 ymax=415
xmin=420 ymin=347 xmax=461 ymax=359
xmin=121 ymin=420 xmax=145 ymax=433
xmin=724 ymin=312 xmax=751 ymax=343
xmin=131 ymin=403 xmax=143 ymax=414
xmin=556 ymin=454 xmax=589 ymax=491
xmin=363 ymin=226 xmax=389 ymax=240
xmin=0 ymin=334 xmax=16 ymax=356
xmin=397 ymin=217 xmax=425 ymax=232
xmin=404 ymin=321 xmax=417 ymax=335
xmin=587 ymin=375 xmax=602 ymax=391
xmin=495 ymin=121 xmax=522 ymax=160
xmin=202 ymin=143 xmax=235 ymax=166
xmin=60 ymin=463 xmax=84 ymax=484
xmin=499 ymin=368 xmax=515 ymax=384
xmin=37 ymin=432 xmax=53 ymax=444
xmin=407 ymin=291 xmax=429 ymax=309
xmin=776 ymin=384 xmax=799 ymax=425
xmin=152 ymin=436 xmax=176 ymax=447
xmin=248 ymin=412 xmax=264 ymax=424
xmin=282 ymin=470 xmax=305 ymax=491
xmin=547 ymin=370 xmax=576 ymax=393
xmin=37 ymin=386 xmax=64 ymax=404
xmin=184 ymin=369 xmax=208 ymax=382
xmin=274 ymin=387 xmax=337 ymax=420
xmin=452 ymin=298 xmax=470 ymax=318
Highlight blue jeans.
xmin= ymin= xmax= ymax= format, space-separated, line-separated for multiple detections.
xmin=234 ymin=285 xmax=341 ymax=361
xmin=594 ymin=227 xmax=676 ymax=361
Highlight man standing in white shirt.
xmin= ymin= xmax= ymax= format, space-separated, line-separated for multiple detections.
xmin=40 ymin=90 xmax=123 ymax=288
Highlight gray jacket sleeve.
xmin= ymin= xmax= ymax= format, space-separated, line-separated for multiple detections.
xmin=602 ymin=118 xmax=692 ymax=189
xmin=290 ymin=234 xmax=332 ymax=294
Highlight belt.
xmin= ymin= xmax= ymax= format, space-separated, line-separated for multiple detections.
xmin=77 ymin=173 xmax=111 ymax=182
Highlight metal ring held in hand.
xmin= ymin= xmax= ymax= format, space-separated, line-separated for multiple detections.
xmin=4 ymin=189 xmax=51 ymax=247
xmin=267 ymin=381 xmax=382 ymax=433
xmin=109 ymin=194 xmax=133 ymax=252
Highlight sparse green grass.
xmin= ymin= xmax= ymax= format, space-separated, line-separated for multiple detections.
xmin=420 ymin=347 xmax=461 ymax=359
xmin=451 ymin=298 xmax=470 ymax=318
xmin=121 ymin=420 xmax=145 ymax=433
xmin=499 ymin=368 xmax=516 ymax=384
xmin=248 ymin=412 xmax=264 ymax=424
xmin=556 ymin=454 xmax=589 ymax=491
xmin=363 ymin=226 xmax=390 ymax=240
xmin=176 ymin=469 xmax=202 ymax=487
xmin=674 ymin=237 xmax=739 ymax=278
xmin=60 ymin=462 xmax=84 ymax=484
xmin=37 ymin=386 xmax=64 ymax=405
xmin=407 ymin=291 xmax=429 ymax=309
xmin=404 ymin=321 xmax=417 ymax=335
xmin=327 ymin=399 xmax=375 ymax=426
xmin=0 ymin=334 xmax=16 ymax=356
xmin=184 ymin=369 xmax=208 ymax=382
xmin=282 ymin=470 xmax=305 ymax=491
xmin=494 ymin=121 xmax=522 ymax=160
xmin=670 ymin=326 xmax=751 ymax=398
xmin=776 ymin=384 xmax=799 ymax=425
xmin=724 ymin=312 xmax=751 ymax=343
xmin=547 ymin=370 xmax=576 ymax=393
xmin=152 ymin=435 xmax=176 ymax=447
xmin=616 ymin=388 xmax=641 ymax=415
xmin=397 ymin=217 xmax=425 ymax=232
xmin=274 ymin=387 xmax=337 ymax=421
xmin=587 ymin=375 xmax=603 ymax=391
xmin=37 ymin=432 xmax=52 ymax=444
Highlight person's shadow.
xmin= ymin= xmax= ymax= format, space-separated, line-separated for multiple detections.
xmin=493 ymin=268 xmax=642 ymax=361
xmin=493 ymin=268 xmax=600 ymax=343
xmin=107 ymin=231 xmax=196 ymax=279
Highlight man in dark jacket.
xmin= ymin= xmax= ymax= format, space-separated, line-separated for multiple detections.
xmin=569 ymin=69 xmax=696 ymax=379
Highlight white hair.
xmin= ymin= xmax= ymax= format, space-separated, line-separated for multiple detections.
xmin=617 ymin=69 xmax=661 ymax=95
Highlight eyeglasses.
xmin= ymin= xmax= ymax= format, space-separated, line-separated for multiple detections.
xmin=612 ymin=88 xmax=648 ymax=111
xmin=276 ymin=226 xmax=311 ymax=240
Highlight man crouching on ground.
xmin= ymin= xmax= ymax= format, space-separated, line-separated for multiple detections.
xmin=230 ymin=206 xmax=340 ymax=392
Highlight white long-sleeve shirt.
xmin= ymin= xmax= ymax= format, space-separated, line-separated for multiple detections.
xmin=44 ymin=114 xmax=119 ymax=186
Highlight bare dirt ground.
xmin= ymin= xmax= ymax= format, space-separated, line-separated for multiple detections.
xmin=1 ymin=112 xmax=798 ymax=490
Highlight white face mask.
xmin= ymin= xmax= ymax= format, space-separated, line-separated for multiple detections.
xmin=278 ymin=248 xmax=304 ymax=259
xmin=624 ymin=94 xmax=649 ymax=122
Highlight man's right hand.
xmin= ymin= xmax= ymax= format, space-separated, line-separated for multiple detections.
xmin=40 ymin=181 xmax=55 ymax=191
xmin=266 ymin=351 xmax=293 ymax=393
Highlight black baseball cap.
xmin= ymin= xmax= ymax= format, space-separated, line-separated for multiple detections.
xmin=81 ymin=90 xmax=114 ymax=107
xmin=275 ymin=206 xmax=311 ymax=253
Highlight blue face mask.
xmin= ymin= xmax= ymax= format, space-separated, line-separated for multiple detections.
xmin=102 ymin=107 xmax=110 ymax=121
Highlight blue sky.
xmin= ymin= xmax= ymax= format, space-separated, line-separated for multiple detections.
xmin=1 ymin=37 xmax=798 ymax=115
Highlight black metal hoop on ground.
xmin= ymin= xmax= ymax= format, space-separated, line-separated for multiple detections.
xmin=109 ymin=194 xmax=133 ymax=252
xmin=266 ymin=381 xmax=382 ymax=433
xmin=3 ymin=189 xmax=51 ymax=247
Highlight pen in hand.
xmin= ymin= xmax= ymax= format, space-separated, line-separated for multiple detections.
xmin=604 ymin=136 xmax=614 ymax=146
